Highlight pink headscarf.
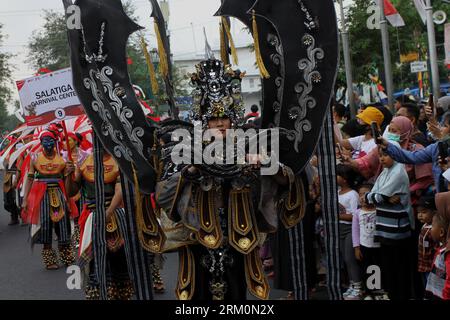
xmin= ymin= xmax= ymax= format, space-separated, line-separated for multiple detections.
xmin=391 ymin=116 xmax=413 ymax=148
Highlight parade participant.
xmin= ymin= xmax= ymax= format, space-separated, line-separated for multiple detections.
xmin=3 ymin=155 xmax=20 ymax=226
xmin=65 ymin=150 xmax=133 ymax=300
xmin=62 ymin=132 xmax=89 ymax=247
xmin=155 ymin=59 xmax=302 ymax=300
xmin=22 ymin=130 xmax=76 ymax=270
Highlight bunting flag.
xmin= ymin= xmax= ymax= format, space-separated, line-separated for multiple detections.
xmin=375 ymin=0 xmax=405 ymax=27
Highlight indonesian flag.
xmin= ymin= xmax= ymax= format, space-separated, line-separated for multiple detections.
xmin=375 ymin=0 xmax=405 ymax=27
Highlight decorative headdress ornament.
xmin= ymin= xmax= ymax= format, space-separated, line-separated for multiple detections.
xmin=190 ymin=59 xmax=245 ymax=127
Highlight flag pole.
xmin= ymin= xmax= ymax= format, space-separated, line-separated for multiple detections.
xmin=379 ymin=0 xmax=395 ymax=110
xmin=425 ymin=0 xmax=441 ymax=99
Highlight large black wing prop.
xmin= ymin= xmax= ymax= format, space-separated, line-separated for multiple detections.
xmin=252 ymin=0 xmax=339 ymax=174
xmin=218 ymin=0 xmax=338 ymax=175
xmin=63 ymin=0 xmax=157 ymax=194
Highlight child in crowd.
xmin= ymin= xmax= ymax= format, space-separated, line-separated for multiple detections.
xmin=365 ymin=147 xmax=413 ymax=300
xmin=417 ymin=196 xmax=439 ymax=290
xmin=336 ymin=164 xmax=362 ymax=300
xmin=425 ymin=192 xmax=450 ymax=300
xmin=352 ymin=183 xmax=386 ymax=299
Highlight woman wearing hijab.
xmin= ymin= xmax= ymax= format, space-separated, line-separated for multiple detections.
xmin=344 ymin=116 xmax=433 ymax=199
xmin=379 ymin=114 xmax=450 ymax=193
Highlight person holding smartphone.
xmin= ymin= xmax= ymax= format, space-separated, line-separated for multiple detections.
xmin=335 ymin=107 xmax=384 ymax=160
xmin=377 ymin=113 xmax=450 ymax=193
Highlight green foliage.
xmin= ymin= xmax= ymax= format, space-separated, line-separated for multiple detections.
xmin=345 ymin=0 xmax=449 ymax=90
xmin=0 ymin=23 xmax=18 ymax=132
xmin=26 ymin=3 xmax=189 ymax=116
xmin=27 ymin=10 xmax=70 ymax=71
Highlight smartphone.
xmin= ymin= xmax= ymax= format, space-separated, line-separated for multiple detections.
xmin=371 ymin=122 xmax=381 ymax=144
xmin=429 ymin=94 xmax=435 ymax=119
xmin=438 ymin=141 xmax=448 ymax=164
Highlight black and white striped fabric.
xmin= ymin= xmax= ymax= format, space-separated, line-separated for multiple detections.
xmin=288 ymin=221 xmax=308 ymax=300
xmin=38 ymin=188 xmax=71 ymax=245
xmin=92 ymin=135 xmax=108 ymax=300
xmin=119 ymin=173 xmax=154 ymax=300
xmin=317 ymin=111 xmax=342 ymax=300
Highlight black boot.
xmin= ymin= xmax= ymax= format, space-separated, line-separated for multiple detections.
xmin=8 ymin=214 xmax=19 ymax=226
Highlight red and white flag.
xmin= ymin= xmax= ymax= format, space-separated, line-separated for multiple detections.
xmin=375 ymin=0 xmax=406 ymax=27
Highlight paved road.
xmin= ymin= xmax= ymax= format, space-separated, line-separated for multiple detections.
xmin=0 ymin=173 xmax=294 ymax=300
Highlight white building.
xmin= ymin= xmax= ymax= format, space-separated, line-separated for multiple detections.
xmin=173 ymin=45 xmax=262 ymax=115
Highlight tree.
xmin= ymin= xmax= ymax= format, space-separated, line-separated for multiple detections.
xmin=345 ymin=0 xmax=449 ymax=91
xmin=27 ymin=11 xmax=70 ymax=71
xmin=0 ymin=23 xmax=18 ymax=133
xmin=27 ymin=3 xmax=189 ymax=113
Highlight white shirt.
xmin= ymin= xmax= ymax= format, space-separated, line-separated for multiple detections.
xmin=348 ymin=135 xmax=377 ymax=159
xmin=356 ymin=209 xmax=380 ymax=248
xmin=338 ymin=189 xmax=359 ymax=225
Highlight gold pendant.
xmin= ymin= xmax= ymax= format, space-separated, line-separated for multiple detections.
xmin=204 ymin=234 xmax=217 ymax=247
xmin=238 ymin=237 xmax=251 ymax=251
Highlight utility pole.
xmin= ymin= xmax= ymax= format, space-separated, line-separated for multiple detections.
xmin=379 ymin=0 xmax=395 ymax=110
xmin=425 ymin=0 xmax=441 ymax=99
xmin=338 ymin=0 xmax=356 ymax=118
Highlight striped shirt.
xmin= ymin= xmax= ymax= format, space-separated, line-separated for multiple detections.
xmin=366 ymin=192 xmax=412 ymax=244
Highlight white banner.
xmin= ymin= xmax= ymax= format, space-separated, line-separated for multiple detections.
xmin=16 ymin=68 xmax=84 ymax=126
xmin=410 ymin=61 xmax=428 ymax=73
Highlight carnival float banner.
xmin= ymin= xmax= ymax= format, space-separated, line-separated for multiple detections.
xmin=16 ymin=68 xmax=84 ymax=126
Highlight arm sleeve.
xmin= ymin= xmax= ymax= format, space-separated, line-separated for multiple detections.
xmin=355 ymin=148 xmax=380 ymax=180
xmin=352 ymin=211 xmax=360 ymax=248
xmin=366 ymin=192 xmax=389 ymax=205
xmin=385 ymin=142 xmax=434 ymax=165
xmin=348 ymin=192 xmax=360 ymax=216
xmin=348 ymin=136 xmax=362 ymax=151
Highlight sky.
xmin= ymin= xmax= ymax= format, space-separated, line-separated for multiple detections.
xmin=0 ymin=0 xmax=352 ymax=110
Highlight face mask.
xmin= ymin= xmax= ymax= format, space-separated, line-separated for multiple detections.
xmin=41 ymin=138 xmax=55 ymax=153
xmin=386 ymin=132 xmax=401 ymax=142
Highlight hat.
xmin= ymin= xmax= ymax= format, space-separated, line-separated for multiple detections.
xmin=438 ymin=96 xmax=450 ymax=113
xmin=39 ymin=130 xmax=57 ymax=141
xmin=417 ymin=195 xmax=437 ymax=211
xmin=356 ymin=106 xmax=384 ymax=127
xmin=190 ymin=59 xmax=245 ymax=127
